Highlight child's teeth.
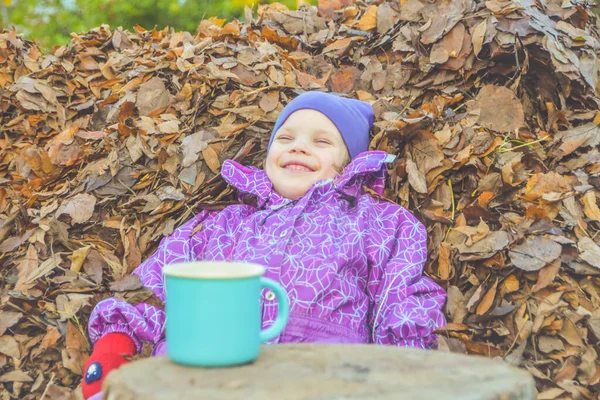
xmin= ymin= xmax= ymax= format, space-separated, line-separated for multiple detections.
xmin=287 ymin=165 xmax=310 ymax=171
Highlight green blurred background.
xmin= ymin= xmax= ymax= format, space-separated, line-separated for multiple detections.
xmin=0 ymin=0 xmax=314 ymax=49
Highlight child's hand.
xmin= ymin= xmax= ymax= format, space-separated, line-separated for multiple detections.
xmin=82 ymin=333 xmax=135 ymax=399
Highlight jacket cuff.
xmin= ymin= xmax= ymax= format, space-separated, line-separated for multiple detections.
xmin=93 ymin=332 xmax=136 ymax=356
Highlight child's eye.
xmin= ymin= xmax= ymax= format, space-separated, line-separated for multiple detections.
xmin=277 ymin=136 xmax=292 ymax=141
xmin=316 ymin=139 xmax=331 ymax=145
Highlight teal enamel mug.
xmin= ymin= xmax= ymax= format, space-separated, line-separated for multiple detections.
xmin=162 ymin=261 xmax=289 ymax=367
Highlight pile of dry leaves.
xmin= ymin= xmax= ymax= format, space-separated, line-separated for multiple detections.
xmin=1 ymin=0 xmax=600 ymax=398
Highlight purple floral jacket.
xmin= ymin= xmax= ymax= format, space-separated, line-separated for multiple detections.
xmin=88 ymin=151 xmax=446 ymax=355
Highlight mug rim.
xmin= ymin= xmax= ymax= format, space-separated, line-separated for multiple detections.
xmin=163 ymin=261 xmax=266 ymax=279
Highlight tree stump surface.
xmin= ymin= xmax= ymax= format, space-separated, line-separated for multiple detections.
xmin=103 ymin=344 xmax=535 ymax=400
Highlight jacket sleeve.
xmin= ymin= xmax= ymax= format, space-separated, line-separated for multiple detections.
xmin=367 ymin=205 xmax=446 ymax=349
xmin=87 ymin=210 xmax=215 ymax=353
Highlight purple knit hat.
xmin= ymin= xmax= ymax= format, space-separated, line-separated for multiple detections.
xmin=268 ymin=91 xmax=374 ymax=159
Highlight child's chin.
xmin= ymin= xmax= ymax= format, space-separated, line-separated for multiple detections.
xmin=277 ymin=184 xmax=310 ymax=200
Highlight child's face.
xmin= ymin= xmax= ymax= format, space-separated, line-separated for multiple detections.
xmin=265 ymin=109 xmax=349 ymax=200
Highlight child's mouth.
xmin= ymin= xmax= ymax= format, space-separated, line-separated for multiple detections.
xmin=282 ymin=161 xmax=315 ymax=172
xmin=284 ymin=164 xmax=313 ymax=172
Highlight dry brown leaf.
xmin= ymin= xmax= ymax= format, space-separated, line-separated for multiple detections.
xmin=70 ymin=246 xmax=92 ymax=273
xmin=39 ymin=325 xmax=62 ymax=353
xmin=559 ymin=319 xmax=584 ymax=348
xmin=581 ymin=191 xmax=600 ymax=222
xmin=109 ymin=274 xmax=143 ymax=292
xmin=62 ymin=321 xmax=89 ymax=375
xmin=317 ymin=0 xmax=353 ymax=18
xmin=0 ymin=369 xmax=32 ymax=383
xmin=533 ymin=292 xmax=568 ymax=333
xmin=538 ymin=336 xmax=565 ymax=353
xmin=452 ymin=219 xmax=490 ymax=247
xmin=532 ymin=259 xmax=561 ymax=292
xmin=476 ymin=279 xmax=498 ymax=315
xmin=357 ymin=5 xmax=378 ymax=31
xmin=408 ymin=132 xmax=444 ymax=174
xmin=57 ymin=193 xmax=97 ymax=224
xmin=437 ymin=243 xmax=452 ymax=280
xmin=500 ymin=274 xmax=519 ymax=294
xmin=430 ymin=23 xmax=466 ymax=64
xmin=509 ymin=237 xmax=562 ymax=272
xmin=259 ymin=91 xmax=280 ymax=113
xmin=578 ymin=237 xmax=600 ymax=270
xmin=578 ymin=346 xmax=597 ymax=385
xmin=555 ymin=123 xmax=600 ymax=158
xmin=14 ymin=245 xmax=38 ymax=291
xmin=203 ymin=145 xmax=221 ymax=174
xmin=455 ymin=231 xmax=509 ymax=256
xmin=0 ymin=336 xmax=21 ymax=359
xmin=405 ymin=159 xmax=427 ymax=194
xmin=56 ymin=294 xmax=92 ymax=322
xmin=468 ymin=85 xmax=524 ymax=134
xmin=555 ymin=357 xmax=578 ymax=383
xmin=0 ymin=312 xmax=22 ymax=336
xmin=472 ymin=18 xmax=487 ymax=56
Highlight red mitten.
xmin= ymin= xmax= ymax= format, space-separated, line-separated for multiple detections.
xmin=82 ymin=333 xmax=136 ymax=399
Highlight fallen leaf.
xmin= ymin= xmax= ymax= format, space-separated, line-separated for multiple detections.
xmin=25 ymin=253 xmax=62 ymax=284
xmin=437 ymin=243 xmax=452 ymax=280
xmin=0 ymin=312 xmax=23 ymax=336
xmin=476 ymin=279 xmax=498 ymax=315
xmin=70 ymin=245 xmax=92 ymax=272
xmin=578 ymin=237 xmax=600 ymax=270
xmin=430 ymin=23 xmax=466 ymax=64
xmin=39 ymin=325 xmax=62 ymax=353
xmin=357 ymin=5 xmax=378 ymax=31
xmin=472 ymin=18 xmax=487 ymax=56
xmin=203 ymin=145 xmax=221 ymax=173
xmin=559 ymin=319 xmax=584 ymax=348
xmin=581 ymin=191 xmax=600 ymax=222
xmin=555 ymin=123 xmax=600 ymax=158
xmin=531 ymin=259 xmax=561 ymax=292
xmin=62 ymin=321 xmax=89 ymax=375
xmin=538 ymin=336 xmax=565 ymax=353
xmin=317 ymin=0 xmax=353 ymax=18
xmin=468 ymin=85 xmax=525 ymax=133
xmin=56 ymin=294 xmax=92 ymax=322
xmin=57 ymin=193 xmax=97 ymax=224
xmin=406 ymin=159 xmax=427 ymax=194
xmin=555 ymin=357 xmax=578 ymax=383
xmin=453 ymin=219 xmax=490 ymax=247
xmin=259 ymin=91 xmax=280 ymax=113
xmin=109 ymin=274 xmax=143 ymax=292
xmin=0 ymin=336 xmax=21 ymax=359
xmin=500 ymin=274 xmax=519 ymax=294
xmin=578 ymin=346 xmax=597 ymax=384
xmin=509 ymin=237 xmax=562 ymax=271
xmin=0 ymin=369 xmax=32 ymax=383
xmin=533 ymin=292 xmax=568 ymax=333
xmin=455 ymin=231 xmax=509 ymax=255
xmin=408 ymin=132 xmax=444 ymax=174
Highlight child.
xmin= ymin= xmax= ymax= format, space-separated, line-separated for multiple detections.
xmin=82 ymin=91 xmax=447 ymax=399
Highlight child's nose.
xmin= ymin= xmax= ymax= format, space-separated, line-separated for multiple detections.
xmin=289 ymin=140 xmax=310 ymax=154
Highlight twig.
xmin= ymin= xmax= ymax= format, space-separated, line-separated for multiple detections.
xmin=504 ymin=314 xmax=529 ymax=358
xmin=40 ymin=372 xmax=56 ymax=400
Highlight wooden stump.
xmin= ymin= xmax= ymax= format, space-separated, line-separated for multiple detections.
xmin=104 ymin=344 xmax=535 ymax=400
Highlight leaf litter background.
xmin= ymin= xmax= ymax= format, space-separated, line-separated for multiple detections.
xmin=1 ymin=0 xmax=600 ymax=398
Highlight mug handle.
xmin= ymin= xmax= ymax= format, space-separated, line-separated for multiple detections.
xmin=259 ymin=278 xmax=289 ymax=342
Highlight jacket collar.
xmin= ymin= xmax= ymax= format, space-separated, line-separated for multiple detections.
xmin=220 ymin=151 xmax=395 ymax=207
